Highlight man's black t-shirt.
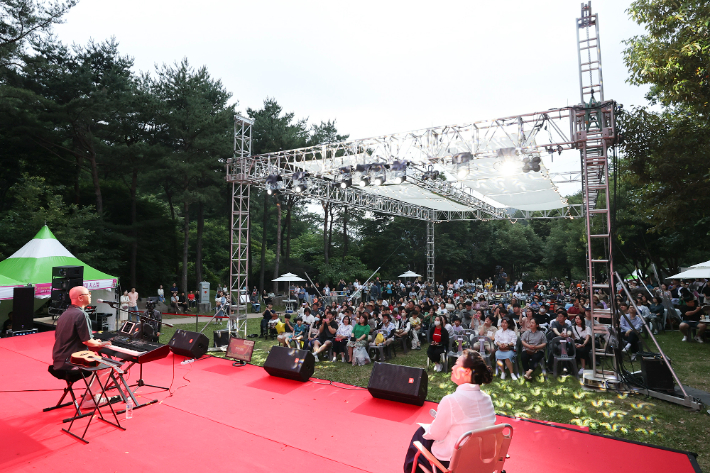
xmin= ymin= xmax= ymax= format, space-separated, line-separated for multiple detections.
xmin=680 ymin=304 xmax=701 ymax=322
xmin=52 ymin=306 xmax=92 ymax=370
xmin=318 ymin=320 xmax=338 ymax=343
xmin=262 ymin=309 xmax=275 ymax=321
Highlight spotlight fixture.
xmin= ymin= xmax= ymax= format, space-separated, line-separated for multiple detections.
xmin=391 ymin=160 xmax=408 ymax=184
xmin=354 ymin=164 xmax=370 ymax=187
xmin=265 ymin=174 xmax=283 ymax=195
xmin=337 ymin=166 xmax=352 ymax=188
xmin=452 ymin=152 xmax=472 ymax=179
xmin=292 ymin=171 xmax=309 ymax=193
xmin=422 ymin=165 xmax=440 ymax=180
xmin=369 ymin=163 xmax=387 ymax=186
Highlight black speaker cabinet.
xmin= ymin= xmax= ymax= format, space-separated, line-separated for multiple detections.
xmin=12 ymin=286 xmax=35 ymax=332
xmin=168 ymin=330 xmax=209 ymax=358
xmin=640 ymin=354 xmax=675 ymax=393
xmin=52 ymin=266 xmax=84 ymax=278
xmin=214 ymin=330 xmax=230 ymax=347
xmin=368 ymin=363 xmax=428 ymax=406
xmin=263 ymin=346 xmax=315 ymax=382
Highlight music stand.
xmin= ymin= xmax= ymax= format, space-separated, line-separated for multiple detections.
xmin=226 ymin=337 xmax=255 ymax=367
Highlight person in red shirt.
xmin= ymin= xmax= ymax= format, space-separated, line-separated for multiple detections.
xmin=187 ymin=291 xmax=196 ymax=310
xmin=427 ymin=315 xmax=450 ymax=372
xmin=567 ymin=297 xmax=581 ymax=319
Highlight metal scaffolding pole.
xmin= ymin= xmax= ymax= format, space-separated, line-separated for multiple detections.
xmin=426 ymin=218 xmax=435 ymax=284
xmin=227 ymin=115 xmax=254 ymax=339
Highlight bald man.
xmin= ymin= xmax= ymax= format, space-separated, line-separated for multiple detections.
xmin=52 ymin=286 xmax=111 ymax=371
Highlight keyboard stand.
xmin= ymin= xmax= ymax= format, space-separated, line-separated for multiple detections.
xmin=112 ymin=361 xmax=161 ymax=415
xmin=134 ymin=362 xmax=170 ymax=391
xmin=62 ymin=361 xmax=126 ymax=443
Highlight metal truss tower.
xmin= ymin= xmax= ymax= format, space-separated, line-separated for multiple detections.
xmin=227 ymin=115 xmax=254 ymax=339
xmin=426 ymin=218 xmax=435 ymax=284
xmin=575 ymin=2 xmax=618 ymax=387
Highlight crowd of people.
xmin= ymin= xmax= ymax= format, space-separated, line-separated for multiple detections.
xmin=255 ymin=274 xmax=709 ymax=379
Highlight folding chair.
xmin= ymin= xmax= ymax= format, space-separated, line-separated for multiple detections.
xmin=412 ymin=423 xmax=513 ymax=473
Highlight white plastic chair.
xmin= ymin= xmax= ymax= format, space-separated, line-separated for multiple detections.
xmin=412 ymin=423 xmax=513 ymax=473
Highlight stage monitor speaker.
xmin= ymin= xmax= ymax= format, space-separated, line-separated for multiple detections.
xmin=12 ymin=286 xmax=35 ymax=332
xmin=168 ymin=330 xmax=209 ymax=359
xmin=367 ymin=362 xmax=428 ymax=406
xmin=51 ymin=278 xmax=83 ymax=291
xmin=263 ymin=346 xmax=315 ymax=382
xmin=214 ymin=329 xmax=230 ymax=347
xmin=52 ymin=266 xmax=84 ymax=278
xmin=640 ymin=354 xmax=675 ymax=393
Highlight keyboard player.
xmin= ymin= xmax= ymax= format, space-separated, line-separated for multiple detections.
xmin=52 ymin=286 xmax=113 ymax=407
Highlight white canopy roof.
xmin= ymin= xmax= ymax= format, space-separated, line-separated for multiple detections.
xmin=667 ymin=260 xmax=710 ymax=279
xmin=399 ymin=271 xmax=422 ymax=278
xmin=272 ymin=272 xmax=306 ymax=282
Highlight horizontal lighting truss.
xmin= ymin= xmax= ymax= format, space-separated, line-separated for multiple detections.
xmin=226 ymin=103 xmax=616 ymax=221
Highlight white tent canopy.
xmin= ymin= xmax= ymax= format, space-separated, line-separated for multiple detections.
xmin=667 ymin=260 xmax=710 ymax=279
xmin=399 ymin=271 xmax=422 ymax=278
xmin=272 ymin=272 xmax=306 ymax=282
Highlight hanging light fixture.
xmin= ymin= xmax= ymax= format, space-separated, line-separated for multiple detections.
xmin=452 ymin=152 xmax=473 ymax=179
xmin=369 ymin=163 xmax=387 ymax=186
xmin=354 ymin=164 xmax=370 ymax=187
xmin=265 ymin=174 xmax=283 ymax=195
xmin=292 ymin=171 xmax=309 ymax=193
xmin=391 ymin=160 xmax=408 ymax=184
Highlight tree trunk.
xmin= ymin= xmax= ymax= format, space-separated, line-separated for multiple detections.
xmin=164 ymin=186 xmax=180 ymax=278
xmin=342 ymin=206 xmax=349 ymax=258
xmin=285 ymin=197 xmax=293 ymax=272
xmin=129 ymin=167 xmax=138 ymax=287
xmin=195 ymin=201 xmax=205 ymax=285
xmin=74 ymin=155 xmax=82 ymax=205
xmin=259 ymin=192 xmax=268 ymax=293
xmin=273 ymin=200 xmax=282 ymax=294
xmin=322 ymin=201 xmax=330 ymax=265
xmin=182 ymin=198 xmax=190 ymax=295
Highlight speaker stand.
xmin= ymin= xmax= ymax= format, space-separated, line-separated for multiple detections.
xmin=232 ymin=361 xmax=247 ymax=367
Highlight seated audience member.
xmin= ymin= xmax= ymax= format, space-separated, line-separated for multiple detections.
xmin=276 ymin=314 xmax=294 ymax=347
xmin=305 ymin=316 xmax=321 ymax=351
xmin=473 ymin=315 xmax=497 ymax=354
xmin=679 ymin=297 xmax=705 ymax=343
xmin=494 ymin=318 xmax=518 ymax=380
xmin=648 ymin=296 xmax=665 ymax=333
xmin=332 ymin=315 xmax=353 ymax=362
xmin=301 ymin=308 xmax=315 ymax=326
xmin=518 ymin=307 xmax=533 ymax=334
xmin=570 ymin=314 xmax=592 ymax=376
xmin=290 ymin=317 xmax=308 ymax=349
xmin=403 ymin=350 xmax=495 ymax=473
xmin=267 ymin=311 xmax=280 ymax=340
xmin=409 ymin=311 xmax=422 ymax=349
xmin=620 ymin=304 xmax=644 ymax=358
xmin=348 ymin=314 xmax=372 ymax=366
xmin=312 ymin=312 xmax=338 ymax=361
xmin=521 ymin=317 xmax=546 ymax=380
xmin=548 ymin=311 xmax=571 ymax=341
xmin=427 ymin=315 xmax=450 ymax=372
xmin=394 ymin=313 xmax=411 ymax=342
xmin=378 ymin=313 xmax=396 ymax=348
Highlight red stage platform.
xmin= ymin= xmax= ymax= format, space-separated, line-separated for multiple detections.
xmin=0 ymin=332 xmax=700 ymax=473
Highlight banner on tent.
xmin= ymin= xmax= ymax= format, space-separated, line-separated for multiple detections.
xmin=33 ymin=279 xmax=117 ymax=297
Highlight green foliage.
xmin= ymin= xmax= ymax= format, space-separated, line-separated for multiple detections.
xmin=624 ymin=0 xmax=710 ymax=113
xmin=0 ymin=174 xmax=99 ymax=261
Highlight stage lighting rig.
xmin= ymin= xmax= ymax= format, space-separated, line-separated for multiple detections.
xmin=391 ymin=160 xmax=408 ymax=184
xmin=354 ymin=164 xmax=370 ymax=187
xmin=452 ymin=152 xmax=473 ymax=179
xmin=337 ymin=166 xmax=352 ymax=188
xmin=370 ymin=163 xmax=387 ymax=186
xmin=422 ymin=165 xmax=440 ymax=181
xmin=292 ymin=171 xmax=309 ymax=193
xmin=266 ymin=174 xmax=284 ymax=195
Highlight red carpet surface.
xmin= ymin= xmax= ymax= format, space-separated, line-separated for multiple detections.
xmin=0 ymin=331 xmax=700 ymax=473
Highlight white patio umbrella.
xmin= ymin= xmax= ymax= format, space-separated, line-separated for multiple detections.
xmin=667 ymin=260 xmax=710 ymax=279
xmin=272 ymin=272 xmax=306 ymax=282
xmin=398 ymin=270 xmax=422 ymax=278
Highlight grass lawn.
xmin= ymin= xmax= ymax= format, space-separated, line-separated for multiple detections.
xmin=159 ymin=319 xmax=710 ymax=470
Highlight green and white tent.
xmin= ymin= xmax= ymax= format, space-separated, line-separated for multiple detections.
xmin=0 ymin=226 xmax=118 ymax=298
xmin=0 ymin=273 xmax=24 ymax=301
